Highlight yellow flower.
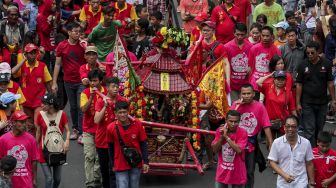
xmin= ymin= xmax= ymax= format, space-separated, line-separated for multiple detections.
xmin=124 ymin=81 xmax=129 ymax=88
xmin=138 ymin=85 xmax=144 ymax=92
xmin=192 ymin=117 xmax=198 ymax=125
xmin=192 ymin=109 xmax=197 ymax=115
xmin=191 ymin=92 xmax=197 ymax=99
xmin=125 ymin=71 xmax=129 ymax=78
xmin=167 ymin=37 xmax=173 ymax=43
xmin=136 ymin=109 xmax=142 ymax=117
xmin=191 ymin=101 xmax=197 ymax=107
xmin=162 ymin=42 xmax=168 ymax=49
xmin=160 ymin=27 xmax=168 ymax=36
xmin=137 ymin=99 xmax=143 ymax=106
xmin=124 ymin=89 xmax=130 ymax=96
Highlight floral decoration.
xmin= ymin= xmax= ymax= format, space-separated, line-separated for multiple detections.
xmin=152 ymin=27 xmax=190 ymax=49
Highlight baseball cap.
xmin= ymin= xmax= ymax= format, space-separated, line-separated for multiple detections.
xmin=0 ymin=73 xmax=10 ymax=82
xmin=0 ymin=92 xmax=20 ymax=106
xmin=85 ymin=46 xmax=98 ymax=54
xmin=0 ymin=63 xmax=11 ymax=74
xmin=273 ymin=70 xmax=287 ymax=78
xmin=272 ymin=21 xmax=289 ymax=30
xmin=194 ymin=13 xmax=208 ymax=22
xmin=10 ymin=110 xmax=29 ymax=121
xmin=201 ymin=21 xmax=216 ymax=29
xmin=41 ymin=93 xmax=55 ymax=105
xmin=24 ymin=43 xmax=38 ymax=53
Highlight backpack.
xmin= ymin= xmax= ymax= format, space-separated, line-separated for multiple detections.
xmin=41 ymin=110 xmax=64 ymax=153
xmin=209 ymin=41 xmax=220 ymax=63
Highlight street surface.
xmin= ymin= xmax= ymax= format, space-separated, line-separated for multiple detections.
xmin=36 ymin=105 xmax=336 ymax=188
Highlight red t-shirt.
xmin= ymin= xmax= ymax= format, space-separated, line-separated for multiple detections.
xmin=56 ymin=40 xmax=86 ymax=83
xmin=36 ymin=111 xmax=68 ymax=163
xmin=313 ymin=147 xmax=336 ymax=188
xmin=0 ymin=132 xmax=39 ymax=188
xmin=212 ymin=125 xmax=248 ymax=184
xmin=224 ymin=39 xmax=252 ymax=91
xmin=236 ymin=0 xmax=252 ymax=24
xmin=260 ymin=83 xmax=295 ymax=122
xmin=95 ymin=95 xmax=127 ymax=148
xmin=80 ymin=87 xmax=107 ymax=133
xmin=107 ymin=119 xmax=147 ymax=171
xmin=248 ymin=43 xmax=281 ymax=91
xmin=211 ymin=5 xmax=242 ymax=44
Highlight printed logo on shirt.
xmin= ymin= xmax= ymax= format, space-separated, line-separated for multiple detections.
xmin=7 ymin=145 xmax=28 ymax=177
xmin=231 ymin=53 xmax=248 ymax=73
xmin=131 ymin=134 xmax=137 ymax=139
xmin=239 ymin=112 xmax=257 ymax=136
xmin=255 ymin=53 xmax=269 ymax=73
xmin=304 ymin=67 xmax=309 ymax=74
xmin=320 ymin=66 xmax=327 ymax=73
xmin=36 ymin=77 xmax=42 ymax=83
xmin=222 ymin=142 xmax=236 ymax=163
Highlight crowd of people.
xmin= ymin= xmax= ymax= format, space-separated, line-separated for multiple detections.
xmin=0 ymin=0 xmax=334 ymax=188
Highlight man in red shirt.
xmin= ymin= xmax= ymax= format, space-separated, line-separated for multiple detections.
xmin=113 ymin=0 xmax=138 ymax=34
xmin=313 ymin=131 xmax=336 ymax=188
xmin=107 ymin=101 xmax=149 ymax=188
xmin=80 ymin=69 xmax=106 ymax=187
xmin=224 ymin=23 xmax=252 ymax=102
xmin=211 ymin=0 xmax=242 ymax=44
xmin=79 ymin=0 xmax=103 ymax=36
xmin=52 ymin=21 xmax=86 ymax=143
xmin=94 ymin=77 xmax=127 ymax=188
xmin=12 ymin=43 xmax=52 ymax=136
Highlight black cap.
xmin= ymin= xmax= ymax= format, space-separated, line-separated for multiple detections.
xmin=41 ymin=93 xmax=55 ymax=105
xmin=273 ymin=70 xmax=287 ymax=78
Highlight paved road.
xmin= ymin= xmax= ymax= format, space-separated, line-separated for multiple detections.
xmin=36 ymin=105 xmax=336 ymax=188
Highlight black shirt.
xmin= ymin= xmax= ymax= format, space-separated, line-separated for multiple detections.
xmin=296 ymin=57 xmax=333 ymax=104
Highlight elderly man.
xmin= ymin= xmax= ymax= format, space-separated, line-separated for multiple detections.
xmin=268 ymin=115 xmax=316 ymax=188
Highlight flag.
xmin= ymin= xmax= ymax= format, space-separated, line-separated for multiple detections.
xmin=113 ymin=32 xmax=130 ymax=86
xmin=197 ymin=56 xmax=230 ymax=117
xmin=183 ymin=36 xmax=203 ymax=88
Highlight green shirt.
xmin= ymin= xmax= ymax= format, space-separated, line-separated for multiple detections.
xmin=88 ymin=20 xmax=122 ymax=61
xmin=253 ymin=3 xmax=285 ymax=29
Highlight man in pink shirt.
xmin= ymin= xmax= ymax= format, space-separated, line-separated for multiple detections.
xmin=0 ymin=111 xmax=39 ymax=188
xmin=212 ymin=110 xmax=248 ymax=187
xmin=224 ymin=22 xmax=252 ymax=102
xmin=248 ymin=26 xmax=281 ymax=96
xmin=232 ymin=84 xmax=273 ymax=188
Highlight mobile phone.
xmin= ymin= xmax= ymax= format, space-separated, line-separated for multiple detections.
xmin=301 ymin=5 xmax=306 ymax=13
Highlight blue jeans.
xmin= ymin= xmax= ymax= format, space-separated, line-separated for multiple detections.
xmin=64 ymin=82 xmax=85 ymax=134
xmin=115 ymin=168 xmax=141 ymax=188
xmin=40 ymin=163 xmax=62 ymax=188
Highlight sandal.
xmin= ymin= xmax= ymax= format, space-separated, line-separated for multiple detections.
xmin=202 ymin=162 xmax=213 ymax=171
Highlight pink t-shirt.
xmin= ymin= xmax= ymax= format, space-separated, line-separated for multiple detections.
xmin=232 ymin=101 xmax=271 ymax=151
xmin=212 ymin=125 xmax=248 ymax=184
xmin=224 ymin=39 xmax=253 ymax=91
xmin=0 ymin=132 xmax=39 ymax=188
xmin=248 ymin=43 xmax=281 ymax=91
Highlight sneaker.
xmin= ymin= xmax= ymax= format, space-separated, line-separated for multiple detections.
xmin=70 ymin=129 xmax=79 ymax=140
xmin=77 ymin=135 xmax=83 ymax=145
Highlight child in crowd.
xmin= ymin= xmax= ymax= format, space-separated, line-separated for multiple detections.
xmin=273 ymin=21 xmax=289 ymax=48
xmin=256 ymin=14 xmax=267 ymax=27
xmin=313 ymin=131 xmax=336 ymax=188
xmin=248 ymin=23 xmax=262 ymax=45
xmin=135 ymin=4 xmax=148 ymax=19
xmin=132 ymin=18 xmax=151 ymax=60
xmin=148 ymin=11 xmax=163 ymax=37
xmin=11 ymin=43 xmax=52 ymax=136
xmin=190 ymin=12 xmax=208 ymax=45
